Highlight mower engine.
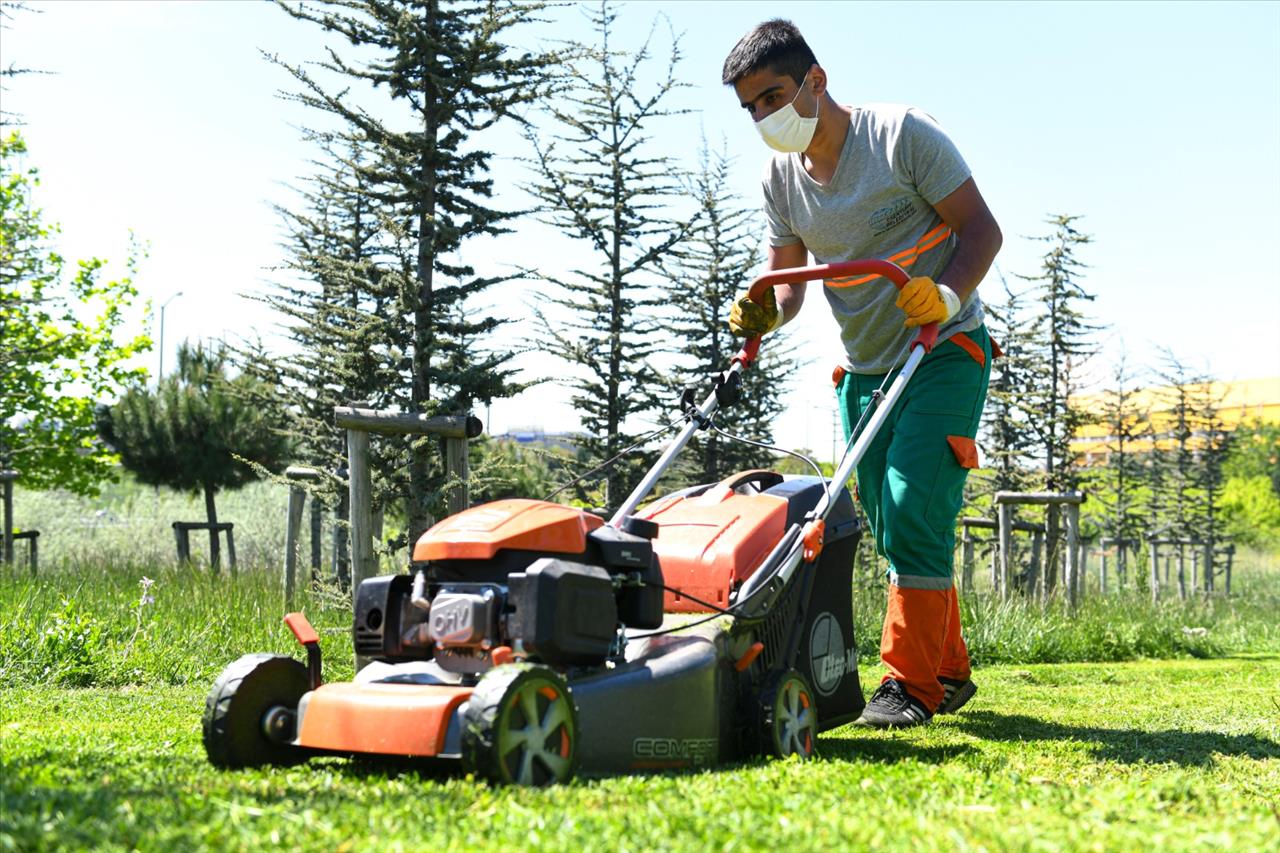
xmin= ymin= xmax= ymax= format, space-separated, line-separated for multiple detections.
xmin=353 ymin=501 xmax=664 ymax=676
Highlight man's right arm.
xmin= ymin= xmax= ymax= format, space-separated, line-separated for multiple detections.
xmin=767 ymin=241 xmax=809 ymax=327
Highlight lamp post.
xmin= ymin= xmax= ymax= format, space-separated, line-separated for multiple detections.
xmin=158 ymin=291 xmax=184 ymax=381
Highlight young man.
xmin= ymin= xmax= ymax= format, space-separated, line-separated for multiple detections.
xmin=722 ymin=20 xmax=1002 ymax=728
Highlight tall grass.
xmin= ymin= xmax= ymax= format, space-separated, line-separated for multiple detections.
xmin=2 ymin=551 xmax=1276 ymax=690
xmin=3 ymin=473 xmax=1276 ymax=689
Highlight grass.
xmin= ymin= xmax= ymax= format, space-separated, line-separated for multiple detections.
xmin=2 ymin=552 xmax=1276 ymax=690
xmin=1 ymin=656 xmax=1277 ymax=851
xmin=3 ymin=479 xmax=1278 ymax=848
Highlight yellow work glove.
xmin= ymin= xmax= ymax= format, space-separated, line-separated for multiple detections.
xmin=895 ymin=276 xmax=961 ymax=329
xmin=728 ymin=287 xmax=782 ymax=337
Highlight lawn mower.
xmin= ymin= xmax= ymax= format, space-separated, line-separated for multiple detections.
xmin=202 ymin=258 xmax=938 ymax=785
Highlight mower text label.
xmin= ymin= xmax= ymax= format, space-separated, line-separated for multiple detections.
xmin=632 ymin=737 xmax=717 ymax=765
xmin=810 ymin=612 xmax=856 ymax=696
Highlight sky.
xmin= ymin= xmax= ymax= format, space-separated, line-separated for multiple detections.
xmin=5 ymin=0 xmax=1280 ymax=462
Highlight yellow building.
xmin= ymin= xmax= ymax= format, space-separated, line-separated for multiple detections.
xmin=1071 ymin=376 xmax=1280 ymax=466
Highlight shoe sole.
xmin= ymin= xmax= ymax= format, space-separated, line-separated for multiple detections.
xmin=936 ymin=680 xmax=977 ymax=715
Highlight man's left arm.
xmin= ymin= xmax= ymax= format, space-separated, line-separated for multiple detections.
xmin=932 ymin=177 xmax=1002 ymax=301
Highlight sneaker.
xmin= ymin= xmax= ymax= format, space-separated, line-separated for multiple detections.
xmin=936 ymin=676 xmax=977 ymax=715
xmin=854 ymin=679 xmax=933 ymax=729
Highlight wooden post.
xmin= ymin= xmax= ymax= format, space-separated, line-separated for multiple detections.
xmin=283 ymin=466 xmax=320 ymax=605
xmin=997 ymin=502 xmax=1013 ymax=601
xmin=0 ymin=470 xmax=16 ymax=566
xmin=1190 ymin=547 xmax=1199 ymax=594
xmin=284 ymin=486 xmax=305 ymax=606
xmin=225 ymin=527 xmax=237 ymax=572
xmin=1078 ymin=539 xmax=1090 ymax=600
xmin=1029 ymin=529 xmax=1044 ymax=601
xmin=1224 ymin=544 xmax=1234 ymax=595
xmin=347 ymin=428 xmax=374 ymax=606
xmin=333 ymin=484 xmax=350 ymax=590
xmin=1177 ymin=544 xmax=1187 ymax=600
xmin=173 ymin=523 xmax=191 ymax=563
xmin=1198 ymin=537 xmax=1208 ymax=591
xmin=445 ymin=436 xmax=470 ymax=516
xmin=961 ymin=531 xmax=975 ymax=593
xmin=27 ymin=532 xmax=37 ymax=575
xmin=1100 ymin=543 xmax=1109 ymax=596
xmin=309 ymin=497 xmax=323 ymax=581
xmin=1148 ymin=539 xmax=1160 ymax=603
xmin=1064 ymin=503 xmax=1081 ymax=609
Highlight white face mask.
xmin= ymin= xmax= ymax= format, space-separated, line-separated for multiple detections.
xmin=755 ymin=76 xmax=818 ymax=153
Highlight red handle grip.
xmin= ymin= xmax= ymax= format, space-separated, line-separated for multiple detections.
xmin=734 ymin=259 xmax=939 ymax=366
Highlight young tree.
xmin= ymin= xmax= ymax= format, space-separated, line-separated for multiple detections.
xmin=1092 ymin=350 xmax=1152 ymax=585
xmin=97 ymin=342 xmax=290 ymax=569
xmin=1019 ymin=214 xmax=1099 ymax=493
xmin=979 ymin=272 xmax=1045 ymax=499
xmin=661 ymin=139 xmax=798 ymax=485
xmin=1 ymin=131 xmax=150 ymax=494
xmin=270 ymin=0 xmax=557 ymax=539
xmin=1015 ymin=215 xmax=1100 ymax=594
xmin=524 ymin=1 xmax=702 ymax=508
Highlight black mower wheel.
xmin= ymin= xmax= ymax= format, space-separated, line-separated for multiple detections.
xmin=758 ymin=669 xmax=818 ymax=760
xmin=461 ymin=663 xmax=578 ymax=786
xmin=202 ymin=653 xmax=309 ymax=768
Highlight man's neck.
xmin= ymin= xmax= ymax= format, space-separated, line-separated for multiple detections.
xmin=801 ymin=95 xmax=852 ymax=185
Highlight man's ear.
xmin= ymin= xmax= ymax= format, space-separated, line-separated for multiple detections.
xmin=809 ymin=64 xmax=827 ymax=97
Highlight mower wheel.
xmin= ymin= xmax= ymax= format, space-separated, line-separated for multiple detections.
xmin=461 ymin=663 xmax=578 ymax=786
xmin=758 ymin=669 xmax=818 ymax=760
xmin=203 ymin=653 xmax=309 ymax=768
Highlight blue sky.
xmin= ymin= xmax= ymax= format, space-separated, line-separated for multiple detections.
xmin=6 ymin=0 xmax=1279 ymax=459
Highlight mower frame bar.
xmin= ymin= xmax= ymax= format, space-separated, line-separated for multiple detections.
xmin=609 ymin=258 xmax=936 ymax=537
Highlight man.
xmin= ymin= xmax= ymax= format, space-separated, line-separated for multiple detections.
xmin=722 ymin=20 xmax=1002 ymax=728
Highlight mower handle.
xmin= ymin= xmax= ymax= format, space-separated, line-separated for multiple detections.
xmin=734 ymin=258 xmax=939 ymax=365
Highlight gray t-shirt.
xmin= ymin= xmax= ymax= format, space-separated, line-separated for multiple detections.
xmin=762 ymin=103 xmax=983 ymax=373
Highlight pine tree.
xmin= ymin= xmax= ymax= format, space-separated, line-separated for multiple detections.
xmin=1093 ymin=350 xmax=1151 ymax=585
xmin=1016 ymin=214 xmax=1100 ymax=594
xmin=979 ymin=271 xmax=1044 ymax=499
xmin=1152 ymin=348 xmax=1207 ymax=543
xmin=270 ymin=0 xmax=557 ymax=539
xmin=660 ymin=139 xmax=797 ymax=485
xmin=1019 ymin=215 xmax=1099 ymax=493
xmin=97 ymin=343 xmax=290 ymax=569
xmin=523 ymin=1 xmax=702 ymax=508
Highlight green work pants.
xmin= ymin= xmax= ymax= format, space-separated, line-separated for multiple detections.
xmin=836 ymin=326 xmax=992 ymax=588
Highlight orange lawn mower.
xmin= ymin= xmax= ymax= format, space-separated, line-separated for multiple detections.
xmin=202 ymin=258 xmax=940 ymax=785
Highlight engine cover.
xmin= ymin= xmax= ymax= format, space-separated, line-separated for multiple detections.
xmin=507 ymin=558 xmax=618 ymax=667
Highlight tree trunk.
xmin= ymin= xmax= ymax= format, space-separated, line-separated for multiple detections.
xmin=204 ymin=483 xmax=221 ymax=572
xmin=408 ymin=0 xmax=441 ymax=543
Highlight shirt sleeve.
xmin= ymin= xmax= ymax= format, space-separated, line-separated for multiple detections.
xmin=762 ymin=165 xmax=802 ymax=248
xmin=897 ymin=108 xmax=972 ymax=206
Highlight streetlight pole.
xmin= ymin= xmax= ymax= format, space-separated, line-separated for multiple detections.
xmin=159 ymin=291 xmax=184 ymax=382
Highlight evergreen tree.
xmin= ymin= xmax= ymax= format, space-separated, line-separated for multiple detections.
xmin=979 ymin=271 xmax=1044 ymax=499
xmin=1019 ymin=214 xmax=1099 ymax=493
xmin=97 ymin=343 xmax=290 ymax=569
xmin=0 ymin=2 xmax=42 ymax=127
xmin=1016 ymin=214 xmax=1100 ymax=594
xmin=1151 ymin=347 xmax=1208 ymax=543
xmin=661 ymin=139 xmax=797 ymax=485
xmin=1092 ymin=350 xmax=1151 ymax=585
xmin=524 ymin=1 xmax=702 ymax=508
xmin=270 ymin=0 xmax=557 ymax=539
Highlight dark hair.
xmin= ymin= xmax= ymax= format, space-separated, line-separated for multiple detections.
xmin=721 ymin=19 xmax=818 ymax=87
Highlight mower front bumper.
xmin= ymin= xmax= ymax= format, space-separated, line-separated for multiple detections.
xmin=295 ymin=682 xmax=471 ymax=758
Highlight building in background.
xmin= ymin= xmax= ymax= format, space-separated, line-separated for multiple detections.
xmin=1071 ymin=376 xmax=1280 ymax=466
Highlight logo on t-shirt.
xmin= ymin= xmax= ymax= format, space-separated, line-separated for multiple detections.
xmin=869 ymin=197 xmax=917 ymax=236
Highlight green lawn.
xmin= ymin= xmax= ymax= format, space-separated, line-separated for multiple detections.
xmin=3 ymin=656 xmax=1277 ymax=852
